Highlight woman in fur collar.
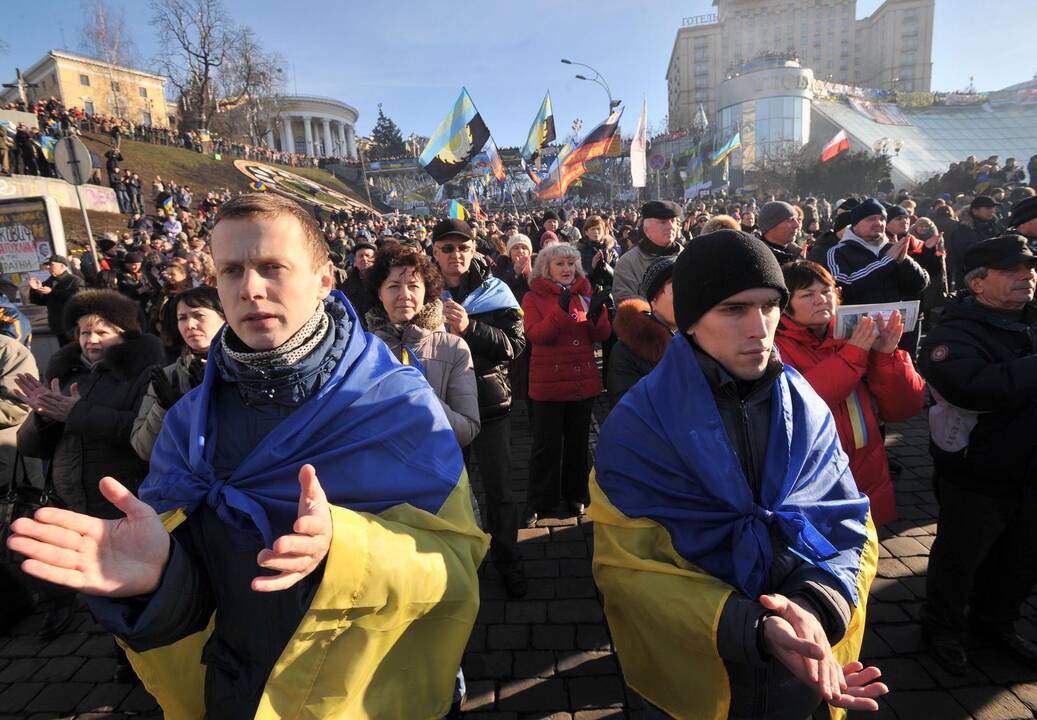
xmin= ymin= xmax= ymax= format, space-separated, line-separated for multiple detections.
xmin=607 ymin=257 xmax=679 ymax=408
xmin=365 ymin=245 xmax=481 ymax=449
xmin=14 ymin=289 xmax=163 ymax=639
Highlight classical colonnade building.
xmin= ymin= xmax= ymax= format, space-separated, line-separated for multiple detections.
xmin=261 ymin=95 xmax=359 ymax=160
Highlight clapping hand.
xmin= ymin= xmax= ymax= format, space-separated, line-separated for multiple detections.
xmin=14 ymin=376 xmax=80 ymax=421
xmin=872 ymin=310 xmax=904 ymax=355
xmin=7 ymin=477 xmax=170 ymax=597
xmin=253 ymin=465 xmax=332 ymax=593
xmin=846 ymin=316 xmax=878 ymax=352
xmin=884 ymin=237 xmax=909 ymax=262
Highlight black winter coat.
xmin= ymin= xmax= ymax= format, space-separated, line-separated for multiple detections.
xmin=447 ymin=258 xmax=526 ymax=420
xmin=947 ymin=212 xmax=1005 ymax=291
xmin=17 ymin=333 xmax=164 ymax=517
xmin=826 ymin=236 xmax=929 ymax=306
xmin=919 ymin=296 xmax=1037 ymax=496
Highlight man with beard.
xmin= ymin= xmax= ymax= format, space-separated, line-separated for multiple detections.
xmin=613 ymin=201 xmax=683 ymax=304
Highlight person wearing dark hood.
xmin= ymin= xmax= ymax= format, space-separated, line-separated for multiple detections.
xmin=919 ymin=235 xmax=1037 ymax=676
xmin=433 ymin=218 xmax=528 ymax=598
xmin=607 ymin=256 xmax=678 ymax=407
xmin=29 ymin=255 xmax=84 ymax=346
xmin=613 ymin=201 xmax=683 ymax=304
xmin=947 ymin=195 xmax=1006 ymax=291
xmin=757 ymin=201 xmax=804 ymax=264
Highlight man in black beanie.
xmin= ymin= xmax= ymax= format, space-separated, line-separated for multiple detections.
xmin=1009 ymin=195 xmax=1037 ymax=250
xmin=590 ymin=230 xmax=886 ymax=718
xmin=825 ymin=197 xmax=929 ymax=306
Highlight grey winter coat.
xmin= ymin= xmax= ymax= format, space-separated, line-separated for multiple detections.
xmin=17 ymin=333 xmax=164 ymax=518
xmin=612 ymin=232 xmax=682 ymax=303
xmin=368 ymin=301 xmax=481 ymax=448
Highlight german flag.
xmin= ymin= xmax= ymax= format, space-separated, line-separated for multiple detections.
xmin=536 ymin=110 xmax=622 ymax=200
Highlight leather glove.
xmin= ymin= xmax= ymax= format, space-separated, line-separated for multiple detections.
xmin=557 ymin=287 xmax=572 ymax=312
xmin=149 ymin=366 xmax=183 ymax=410
xmin=587 ymin=290 xmax=613 ymax=324
xmin=186 ymin=356 xmax=206 ymax=388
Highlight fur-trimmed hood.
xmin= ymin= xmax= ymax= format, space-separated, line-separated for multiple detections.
xmin=612 ymin=299 xmax=673 ymax=364
xmin=46 ymin=332 xmax=164 ymax=383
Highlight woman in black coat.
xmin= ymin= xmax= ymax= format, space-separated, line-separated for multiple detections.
xmin=15 ymin=290 xmax=163 ymax=641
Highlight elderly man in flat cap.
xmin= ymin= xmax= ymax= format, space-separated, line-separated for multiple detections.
xmin=613 ymin=201 xmax=683 ymax=304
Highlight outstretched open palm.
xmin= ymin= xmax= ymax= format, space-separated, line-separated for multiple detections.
xmin=7 ymin=477 xmax=170 ymax=598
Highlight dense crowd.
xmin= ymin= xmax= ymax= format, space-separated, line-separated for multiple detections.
xmin=3 ymin=104 xmax=1037 ymax=715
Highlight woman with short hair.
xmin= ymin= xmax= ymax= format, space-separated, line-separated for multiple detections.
xmin=774 ymin=260 xmax=925 ymax=525
xmin=521 ymin=244 xmax=611 ymax=525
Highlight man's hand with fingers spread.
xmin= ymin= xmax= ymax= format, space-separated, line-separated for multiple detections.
xmin=7 ymin=477 xmax=169 ymax=597
xmin=760 ymin=593 xmax=845 ymax=703
xmin=252 ymin=464 xmax=332 ymax=593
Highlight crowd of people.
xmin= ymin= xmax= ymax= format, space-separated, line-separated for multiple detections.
xmin=2 ymin=121 xmax=1037 ymax=715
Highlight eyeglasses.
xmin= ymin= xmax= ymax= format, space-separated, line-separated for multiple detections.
xmin=436 ymin=243 xmax=473 ymax=254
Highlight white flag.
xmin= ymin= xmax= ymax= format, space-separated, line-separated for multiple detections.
xmin=630 ymin=96 xmax=648 ymax=188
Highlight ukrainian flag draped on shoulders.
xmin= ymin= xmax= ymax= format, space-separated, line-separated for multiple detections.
xmin=443 ymin=275 xmax=521 ymax=317
xmin=588 ymin=334 xmax=877 ymax=720
xmin=129 ymin=291 xmax=489 ymax=720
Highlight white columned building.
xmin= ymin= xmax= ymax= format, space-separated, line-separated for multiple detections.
xmin=262 ymin=96 xmax=360 ymax=160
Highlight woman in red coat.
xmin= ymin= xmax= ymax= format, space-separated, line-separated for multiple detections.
xmin=522 ymin=243 xmax=612 ymax=525
xmin=775 ymin=260 xmax=925 ymax=525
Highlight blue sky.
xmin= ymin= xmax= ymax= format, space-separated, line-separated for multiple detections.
xmin=2 ymin=0 xmax=1034 ymax=146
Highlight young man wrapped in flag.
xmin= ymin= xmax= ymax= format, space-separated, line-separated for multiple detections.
xmin=589 ymin=231 xmax=886 ymax=719
xmin=8 ymin=194 xmax=488 ymax=720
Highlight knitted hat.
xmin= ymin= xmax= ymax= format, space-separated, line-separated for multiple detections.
xmin=641 ymin=256 xmax=677 ymax=301
xmin=884 ymin=203 xmax=910 ymax=221
xmin=542 ymin=210 xmax=560 ymax=223
xmin=506 ymin=234 xmax=533 ymax=254
xmin=849 ymin=198 xmax=887 ymax=227
xmin=757 ymin=201 xmax=797 ymax=233
xmin=64 ymin=289 xmax=141 ymax=334
xmin=672 ymin=231 xmax=788 ymax=331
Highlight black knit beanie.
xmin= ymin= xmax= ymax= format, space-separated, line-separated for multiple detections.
xmin=848 ymin=198 xmax=886 ymax=227
xmin=672 ymin=230 xmax=789 ymax=332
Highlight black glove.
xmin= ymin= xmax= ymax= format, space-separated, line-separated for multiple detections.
xmin=149 ymin=366 xmax=183 ymax=410
xmin=587 ymin=290 xmax=613 ymax=324
xmin=557 ymin=287 xmax=572 ymax=312
xmin=186 ymin=356 xmax=206 ymax=388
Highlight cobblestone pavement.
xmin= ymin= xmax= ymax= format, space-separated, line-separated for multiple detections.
xmin=2 ymin=402 xmax=1036 ymax=719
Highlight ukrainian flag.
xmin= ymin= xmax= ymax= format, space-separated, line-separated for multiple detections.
xmin=448 ymin=199 xmax=466 ymax=220
xmin=521 ymin=91 xmax=557 ymax=163
xmin=710 ymin=130 xmax=741 ymax=166
xmin=419 ymin=88 xmax=490 ymax=185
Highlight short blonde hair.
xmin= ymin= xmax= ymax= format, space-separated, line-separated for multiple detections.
xmin=702 ymin=215 xmax=740 ymax=234
xmin=532 ymin=243 xmax=585 ymax=281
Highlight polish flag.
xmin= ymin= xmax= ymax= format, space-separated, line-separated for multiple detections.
xmin=821 ymin=129 xmax=849 ymax=162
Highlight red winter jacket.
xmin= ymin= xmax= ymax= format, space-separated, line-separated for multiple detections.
xmin=522 ymin=276 xmax=611 ymax=402
xmin=774 ymin=316 xmax=926 ymax=525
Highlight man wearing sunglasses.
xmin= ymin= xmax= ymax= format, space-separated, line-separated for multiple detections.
xmin=433 ymin=218 xmax=528 ymax=598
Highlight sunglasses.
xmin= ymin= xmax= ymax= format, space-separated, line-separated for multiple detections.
xmin=436 ymin=243 xmax=473 ymax=254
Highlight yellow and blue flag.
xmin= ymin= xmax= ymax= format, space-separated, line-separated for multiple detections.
xmin=420 ymin=88 xmax=490 ymax=185
xmin=710 ymin=130 xmax=741 ymax=166
xmin=448 ymin=199 xmax=466 ymax=220
xmin=521 ymin=91 xmax=556 ymax=163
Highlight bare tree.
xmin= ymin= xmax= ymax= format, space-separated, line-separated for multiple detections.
xmin=150 ymin=0 xmax=242 ymax=130
xmin=211 ymin=27 xmax=285 ymax=144
xmin=79 ymin=0 xmax=140 ymax=120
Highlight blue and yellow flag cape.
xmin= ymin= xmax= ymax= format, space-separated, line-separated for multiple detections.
xmin=442 ymin=275 xmax=520 ymax=317
xmin=589 ymin=335 xmax=877 ymax=720
xmin=128 ymin=292 xmax=489 ymax=719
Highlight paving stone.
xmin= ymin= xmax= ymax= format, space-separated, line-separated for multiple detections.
xmin=881 ymin=536 xmax=931 ymax=557
xmin=506 ymin=601 xmax=548 ymax=624
xmin=558 ymin=559 xmax=593 ymax=577
xmin=525 ymin=560 xmax=561 ymax=578
xmin=885 ymin=689 xmax=970 ymax=719
xmin=498 ymin=678 xmax=568 ymax=712
xmin=461 ymin=680 xmax=496 ymax=711
xmin=24 ymin=682 xmax=92 ymax=713
xmin=545 ymin=542 xmax=588 ymax=559
xmin=548 ymin=600 xmax=603 ymax=624
xmin=556 ymin=651 xmax=618 ymax=677
xmin=876 ymin=558 xmax=914 ymax=578
xmin=532 ymin=624 xmax=576 ymax=651
xmin=1010 ymin=682 xmax=1037 ymax=711
xmin=465 ymin=651 xmax=513 ymax=679
xmin=117 ymin=684 xmax=158 ymax=712
xmin=952 ymin=686 xmax=1033 ymax=720
xmin=865 ymin=603 xmax=911 ymax=624
xmin=464 ymin=714 xmax=517 ymax=720
xmin=72 ymin=657 xmax=119 ymax=683
xmin=38 ymin=632 xmax=89 ymax=658
xmin=874 ymin=624 xmax=927 ymax=653
xmin=488 ymin=625 xmax=531 ymax=650
xmin=969 ymin=648 xmax=1037 ymax=685
xmin=900 ymin=555 xmax=930 ymax=575
xmin=569 ymin=675 xmax=625 ymax=708
xmin=576 ymin=624 xmax=612 ymax=651
xmin=860 ymin=629 xmax=893 ymax=659
xmin=77 ymin=683 xmax=133 ymax=713
xmin=0 ymin=657 xmax=45 ymax=683
xmin=466 ymin=625 xmax=487 ymax=652
xmin=518 ymin=528 xmax=552 ymax=542
xmin=0 ymin=682 xmax=43 ymax=713
xmin=869 ymin=578 xmax=915 ymax=603
xmin=478 ymin=601 xmax=507 ymax=624
xmin=35 ymin=655 xmax=86 ymax=682
xmin=556 ymin=578 xmax=598 ymax=599
xmin=513 ymin=651 xmax=556 ymax=678
xmin=870 ymin=657 xmax=936 ymax=689
xmin=574 ymin=709 xmax=625 ymax=719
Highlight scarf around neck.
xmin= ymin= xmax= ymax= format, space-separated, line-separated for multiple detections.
xmin=220 ymin=303 xmax=329 ymax=369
